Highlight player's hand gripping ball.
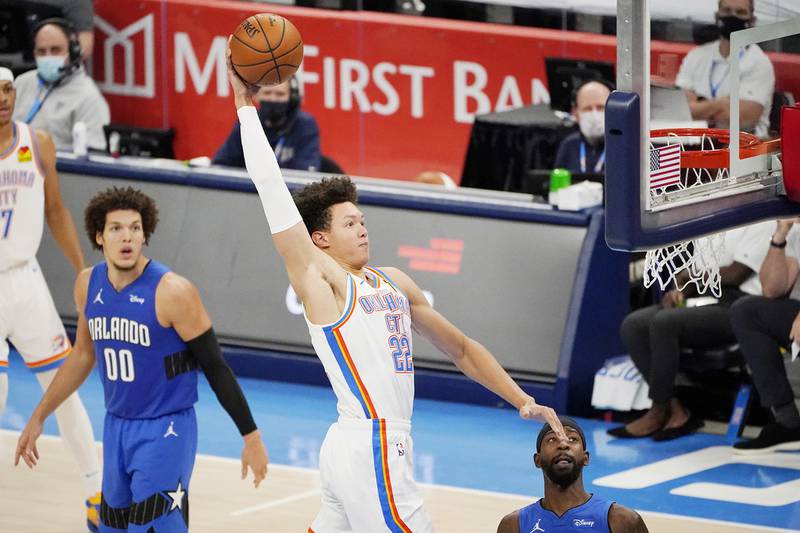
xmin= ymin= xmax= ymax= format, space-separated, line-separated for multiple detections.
xmin=230 ymin=13 xmax=304 ymax=86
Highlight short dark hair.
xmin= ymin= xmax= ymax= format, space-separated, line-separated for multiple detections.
xmin=293 ymin=176 xmax=358 ymax=234
xmin=536 ymin=416 xmax=587 ymax=452
xmin=84 ymin=186 xmax=159 ymax=250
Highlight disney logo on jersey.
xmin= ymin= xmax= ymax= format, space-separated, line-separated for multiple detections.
xmin=88 ymin=316 xmax=151 ymax=346
xmin=573 ymin=519 xmax=595 ymax=527
xmin=129 ymin=294 xmax=145 ymax=305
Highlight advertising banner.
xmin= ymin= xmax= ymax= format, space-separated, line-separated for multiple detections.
xmin=92 ymin=0 xmax=800 ymax=180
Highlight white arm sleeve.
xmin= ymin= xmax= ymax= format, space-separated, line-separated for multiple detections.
xmin=238 ymin=105 xmax=303 ymax=234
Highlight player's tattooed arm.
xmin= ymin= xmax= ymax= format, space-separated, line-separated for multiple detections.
xmin=496 ymin=511 xmax=520 ymax=533
xmin=608 ymin=504 xmax=649 ymax=533
xmin=38 ymin=129 xmax=85 ymax=273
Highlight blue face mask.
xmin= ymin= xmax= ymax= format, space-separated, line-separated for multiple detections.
xmin=36 ymin=55 xmax=67 ymax=83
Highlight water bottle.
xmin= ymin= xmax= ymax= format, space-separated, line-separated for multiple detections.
xmin=109 ymin=131 xmax=121 ymax=158
xmin=548 ymin=168 xmax=572 ymax=205
xmin=72 ymin=121 xmax=87 ymax=157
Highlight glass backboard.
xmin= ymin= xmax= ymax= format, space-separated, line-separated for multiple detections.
xmin=606 ymin=0 xmax=800 ymax=251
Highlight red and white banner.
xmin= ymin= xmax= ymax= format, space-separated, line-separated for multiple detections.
xmin=91 ymin=0 xmax=800 ymax=181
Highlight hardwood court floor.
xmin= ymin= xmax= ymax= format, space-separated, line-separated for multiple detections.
xmin=0 ymin=431 xmax=790 ymax=533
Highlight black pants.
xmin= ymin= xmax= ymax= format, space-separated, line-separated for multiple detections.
xmin=730 ymin=295 xmax=800 ymax=409
xmin=621 ymin=303 xmax=738 ymax=403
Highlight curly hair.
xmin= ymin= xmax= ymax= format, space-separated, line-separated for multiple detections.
xmin=84 ymin=187 xmax=159 ymax=250
xmin=292 ymin=176 xmax=358 ymax=234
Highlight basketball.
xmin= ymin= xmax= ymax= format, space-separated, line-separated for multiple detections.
xmin=230 ymin=14 xmax=304 ymax=87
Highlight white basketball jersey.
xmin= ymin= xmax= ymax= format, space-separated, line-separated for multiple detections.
xmin=305 ymin=267 xmax=415 ymax=421
xmin=0 ymin=122 xmax=45 ymax=271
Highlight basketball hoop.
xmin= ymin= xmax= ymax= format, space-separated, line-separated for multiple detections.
xmin=643 ymin=129 xmax=779 ymax=298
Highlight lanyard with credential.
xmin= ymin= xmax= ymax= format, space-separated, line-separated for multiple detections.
xmin=580 ymin=142 xmax=605 ymax=173
xmin=709 ymin=47 xmax=747 ymax=99
xmin=274 ymin=137 xmax=286 ymax=162
xmin=24 ymin=79 xmax=54 ymax=123
xmin=708 ymin=61 xmax=729 ymax=99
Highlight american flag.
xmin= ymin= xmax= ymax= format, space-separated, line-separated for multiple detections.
xmin=649 ymin=144 xmax=682 ymax=190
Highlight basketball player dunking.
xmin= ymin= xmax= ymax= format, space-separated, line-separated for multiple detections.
xmin=15 ymin=187 xmax=268 ymax=532
xmin=498 ymin=417 xmax=648 ymax=533
xmin=226 ymin=43 xmax=566 ymax=531
xmin=0 ymin=67 xmax=102 ymax=532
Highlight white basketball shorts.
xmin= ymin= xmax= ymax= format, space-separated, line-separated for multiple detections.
xmin=0 ymin=259 xmax=70 ymax=373
xmin=310 ymin=418 xmax=433 ymax=533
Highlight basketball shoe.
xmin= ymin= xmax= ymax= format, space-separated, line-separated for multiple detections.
xmin=86 ymin=491 xmax=101 ymax=532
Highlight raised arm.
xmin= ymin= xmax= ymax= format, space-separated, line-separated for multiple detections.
xmin=39 ymin=129 xmax=85 ymax=273
xmin=226 ymin=40 xmax=327 ymax=296
xmin=156 ymin=272 xmax=268 ymax=487
xmin=15 ymin=268 xmax=96 ymax=467
xmin=383 ymin=267 xmax=566 ymax=439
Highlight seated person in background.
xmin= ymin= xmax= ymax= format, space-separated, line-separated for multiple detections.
xmin=214 ymin=78 xmax=321 ymax=171
xmin=675 ymin=0 xmax=774 ymax=137
xmin=553 ymin=80 xmax=611 ymax=174
xmin=12 ymin=18 xmax=109 ymax=151
xmin=30 ymin=0 xmax=97 ymax=59
xmin=607 ymin=221 xmax=774 ymax=441
xmin=729 ymin=218 xmax=800 ymax=454
xmin=498 ymin=417 xmax=648 ymax=533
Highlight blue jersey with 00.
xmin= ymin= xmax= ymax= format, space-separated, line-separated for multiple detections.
xmin=518 ymin=495 xmax=613 ymax=532
xmin=85 ymin=260 xmax=197 ymax=418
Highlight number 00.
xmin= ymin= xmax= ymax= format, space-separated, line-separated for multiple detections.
xmin=103 ymin=348 xmax=135 ymax=382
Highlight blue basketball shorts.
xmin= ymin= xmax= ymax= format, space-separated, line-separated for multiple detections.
xmin=100 ymin=408 xmax=197 ymax=532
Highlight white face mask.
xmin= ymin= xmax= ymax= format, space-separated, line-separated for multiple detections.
xmin=578 ymin=109 xmax=605 ymax=143
xmin=36 ymin=55 xmax=67 ymax=83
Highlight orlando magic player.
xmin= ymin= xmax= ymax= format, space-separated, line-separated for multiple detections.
xmin=498 ymin=417 xmax=648 ymax=533
xmin=15 ymin=187 xmax=268 ymax=532
xmin=0 ymin=67 xmax=102 ymax=532
xmin=226 ymin=42 xmax=566 ymax=531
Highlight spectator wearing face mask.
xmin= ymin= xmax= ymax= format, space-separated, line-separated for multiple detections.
xmin=553 ymin=80 xmax=611 ymax=175
xmin=12 ymin=18 xmax=110 ymax=151
xmin=676 ymin=0 xmax=774 ymax=137
xmin=213 ymin=78 xmax=321 ymax=171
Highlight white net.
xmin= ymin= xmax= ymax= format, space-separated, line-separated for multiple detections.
xmin=643 ymin=233 xmax=727 ymax=297
xmin=644 ymin=132 xmax=730 ymax=297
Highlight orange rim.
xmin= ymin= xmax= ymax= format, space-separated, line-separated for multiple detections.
xmin=650 ymin=128 xmax=780 ymax=169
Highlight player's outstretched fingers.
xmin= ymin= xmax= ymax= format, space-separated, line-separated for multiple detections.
xmin=545 ymin=410 xmax=567 ymax=441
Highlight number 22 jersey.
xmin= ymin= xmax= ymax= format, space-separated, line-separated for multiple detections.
xmin=85 ymin=260 xmax=197 ymax=418
xmin=305 ymin=266 xmax=415 ymax=421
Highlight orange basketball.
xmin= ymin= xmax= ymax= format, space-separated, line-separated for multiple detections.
xmin=230 ymin=14 xmax=304 ymax=86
